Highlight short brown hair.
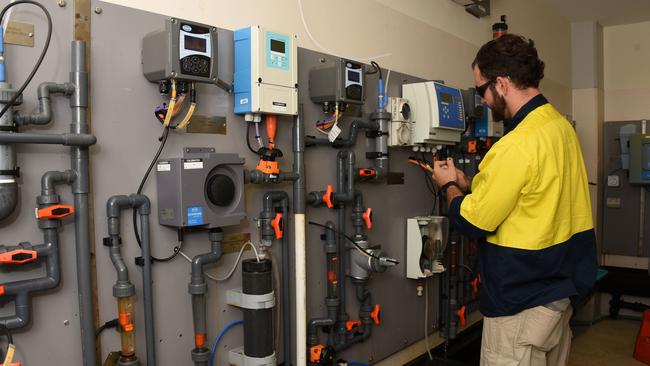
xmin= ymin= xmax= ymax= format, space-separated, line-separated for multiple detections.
xmin=472 ymin=34 xmax=545 ymax=88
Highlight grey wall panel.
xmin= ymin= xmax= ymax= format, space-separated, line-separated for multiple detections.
xmin=602 ymin=121 xmax=644 ymax=257
xmin=0 ymin=1 xmax=453 ymax=365
xmin=0 ymin=1 xmax=81 ymax=365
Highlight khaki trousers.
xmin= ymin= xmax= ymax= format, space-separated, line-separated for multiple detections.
xmin=480 ymin=301 xmax=573 ymax=366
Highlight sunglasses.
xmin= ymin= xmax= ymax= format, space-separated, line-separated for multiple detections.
xmin=475 ymin=79 xmax=495 ymax=99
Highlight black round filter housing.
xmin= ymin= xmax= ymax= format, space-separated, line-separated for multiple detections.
xmin=206 ymin=174 xmax=235 ymax=207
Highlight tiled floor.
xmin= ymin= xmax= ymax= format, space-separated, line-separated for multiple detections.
xmin=569 ymin=319 xmax=646 ymax=366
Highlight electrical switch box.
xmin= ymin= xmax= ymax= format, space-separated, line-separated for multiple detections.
xmin=142 ymin=18 xmax=219 ymax=83
xmin=156 ymin=148 xmax=246 ymax=229
xmin=388 ymin=97 xmax=414 ymax=147
xmin=630 ymin=133 xmax=650 ymax=184
xmin=309 ymin=58 xmax=365 ymax=106
xmin=406 ymin=216 xmax=448 ymax=279
xmin=402 ymin=81 xmax=465 ymax=145
xmin=233 ymin=26 xmax=298 ymax=116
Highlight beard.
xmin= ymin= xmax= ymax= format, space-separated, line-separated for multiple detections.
xmin=490 ymin=88 xmax=508 ymax=122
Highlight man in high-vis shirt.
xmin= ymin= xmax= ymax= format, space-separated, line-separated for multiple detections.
xmin=431 ymin=34 xmax=597 ymax=366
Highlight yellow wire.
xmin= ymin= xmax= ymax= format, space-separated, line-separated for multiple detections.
xmin=3 ymin=344 xmax=14 ymax=366
xmin=164 ymin=80 xmax=177 ymax=127
xmin=175 ymin=102 xmax=196 ymax=130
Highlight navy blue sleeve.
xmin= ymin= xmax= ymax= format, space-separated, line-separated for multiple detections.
xmin=448 ymin=196 xmax=491 ymax=239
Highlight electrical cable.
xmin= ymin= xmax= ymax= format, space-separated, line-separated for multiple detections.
xmin=254 ymin=121 xmax=263 ymax=148
xmin=246 ymin=122 xmax=259 ymax=155
xmin=0 ymin=0 xmax=52 ymax=121
xmin=209 ymin=320 xmax=243 ymax=366
xmin=0 ymin=324 xmax=13 ymax=366
xmin=132 ymin=125 xmax=181 ymax=262
xmin=308 ymin=221 xmax=399 ymax=265
xmin=180 ymin=240 xmax=261 ymax=282
xmin=95 ymin=318 xmax=119 ymax=338
xmin=268 ymin=250 xmax=281 ymax=352
xmin=424 ymin=279 xmax=433 ymax=361
xmin=370 ymin=61 xmax=382 ymax=80
xmin=384 ymin=68 xmax=391 ymax=101
xmin=1 ymin=0 xmax=15 ymax=38
xmin=297 ymin=0 xmax=391 ymax=62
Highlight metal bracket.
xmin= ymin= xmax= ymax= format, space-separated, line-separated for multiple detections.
xmin=227 ymin=288 xmax=275 ymax=310
xmin=228 ymin=348 xmax=276 ymax=366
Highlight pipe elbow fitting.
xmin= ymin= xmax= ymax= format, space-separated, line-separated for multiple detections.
xmin=106 ymin=195 xmax=129 ymax=218
xmin=130 ymin=194 xmax=150 ymax=214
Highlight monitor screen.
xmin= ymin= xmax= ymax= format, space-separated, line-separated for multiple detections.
xmin=184 ymin=35 xmax=206 ymax=52
xmin=270 ymin=39 xmax=285 ymax=54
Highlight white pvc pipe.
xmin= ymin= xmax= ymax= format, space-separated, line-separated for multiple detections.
xmin=294 ymin=213 xmax=307 ymax=366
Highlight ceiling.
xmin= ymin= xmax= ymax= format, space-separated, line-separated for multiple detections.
xmin=543 ymin=0 xmax=650 ymax=26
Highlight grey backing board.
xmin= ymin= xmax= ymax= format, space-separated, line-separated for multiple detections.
xmin=0 ymin=1 xmax=456 ymax=365
xmin=601 ymin=121 xmax=650 ymax=257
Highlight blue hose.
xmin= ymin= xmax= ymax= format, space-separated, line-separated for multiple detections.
xmin=209 ymin=320 xmax=243 ymax=366
xmin=348 ymin=362 xmax=370 ymax=366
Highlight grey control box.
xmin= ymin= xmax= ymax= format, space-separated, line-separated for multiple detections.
xmin=142 ymin=18 xmax=219 ymax=83
xmin=309 ymin=58 xmax=365 ymax=105
xmin=156 ymin=148 xmax=246 ymax=229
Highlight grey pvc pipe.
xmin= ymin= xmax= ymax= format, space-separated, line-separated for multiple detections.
xmin=13 ymin=82 xmax=75 ymax=126
xmin=189 ymin=229 xmax=223 ymax=366
xmin=306 ymin=120 xmax=378 ymax=148
xmin=69 ymin=40 xmax=96 ymax=366
xmin=0 ymin=132 xmax=96 ymax=146
xmin=334 ymin=151 xmax=355 ymax=203
xmin=0 ymin=81 xmax=17 ymax=221
xmin=293 ymin=111 xmax=305 ymax=214
xmin=333 ymin=282 xmax=372 ymax=353
xmin=138 ymin=201 xmax=155 ymax=366
xmin=259 ymin=191 xmax=290 ymax=363
xmin=106 ymin=194 xmax=154 ymax=364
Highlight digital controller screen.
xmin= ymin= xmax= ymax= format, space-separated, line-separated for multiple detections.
xmin=270 ymin=39 xmax=285 ymax=53
xmin=348 ymin=70 xmax=360 ymax=83
xmin=440 ymin=92 xmax=453 ymax=104
xmin=184 ymin=35 xmax=206 ymax=52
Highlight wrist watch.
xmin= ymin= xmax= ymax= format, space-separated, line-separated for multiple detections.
xmin=440 ymin=181 xmax=463 ymax=195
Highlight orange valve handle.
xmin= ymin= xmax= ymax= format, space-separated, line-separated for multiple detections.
xmin=272 ymin=213 xmax=284 ymax=239
xmin=266 ymin=114 xmax=277 ymax=150
xmin=359 ymin=168 xmax=376 ymax=178
xmin=310 ymin=344 xmax=324 ymax=363
xmin=36 ymin=204 xmax=74 ymax=219
xmin=457 ymin=305 xmax=467 ymax=327
xmin=256 ymin=159 xmax=280 ymax=175
xmin=0 ymin=249 xmax=37 ymax=265
xmin=323 ymin=184 xmax=334 ymax=209
xmin=371 ymin=304 xmax=381 ymax=325
xmin=346 ymin=320 xmax=362 ymax=332
xmin=362 ymin=208 xmax=373 ymax=230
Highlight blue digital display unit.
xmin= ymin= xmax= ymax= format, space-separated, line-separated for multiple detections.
xmin=434 ymin=82 xmax=465 ymax=130
xmin=233 ymin=27 xmax=252 ymax=114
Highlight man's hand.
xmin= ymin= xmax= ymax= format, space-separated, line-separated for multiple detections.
xmin=431 ymin=157 xmax=458 ymax=187
xmin=456 ymin=168 xmax=470 ymax=192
